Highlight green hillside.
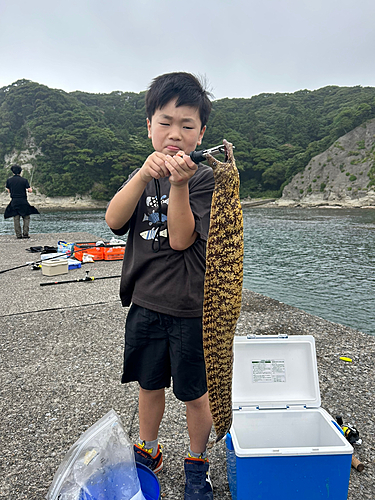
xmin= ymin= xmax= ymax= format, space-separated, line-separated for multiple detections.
xmin=1 ymin=79 xmax=375 ymax=200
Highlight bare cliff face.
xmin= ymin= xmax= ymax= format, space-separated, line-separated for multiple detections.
xmin=279 ymin=119 xmax=375 ymax=207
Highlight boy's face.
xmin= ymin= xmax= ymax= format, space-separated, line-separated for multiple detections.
xmin=147 ymin=98 xmax=206 ymax=156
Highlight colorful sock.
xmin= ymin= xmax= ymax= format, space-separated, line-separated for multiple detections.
xmin=138 ymin=438 xmax=159 ymax=457
xmin=187 ymin=447 xmax=207 ymax=460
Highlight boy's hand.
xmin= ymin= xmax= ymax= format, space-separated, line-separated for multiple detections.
xmin=139 ymin=152 xmax=170 ymax=183
xmin=164 ymin=152 xmax=198 ymax=187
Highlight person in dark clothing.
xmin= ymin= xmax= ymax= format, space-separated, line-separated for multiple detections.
xmin=4 ymin=164 xmax=39 ymax=238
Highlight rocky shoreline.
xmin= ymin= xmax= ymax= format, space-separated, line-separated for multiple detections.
xmin=0 ymin=192 xmax=108 ymax=211
xmin=273 ymin=192 xmax=375 ymax=209
xmin=242 ymin=197 xmax=375 ymax=209
xmin=2 ymin=191 xmax=374 ymax=211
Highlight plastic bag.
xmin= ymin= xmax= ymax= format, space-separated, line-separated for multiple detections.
xmin=47 ymin=409 xmax=145 ymax=500
xmin=57 ymin=241 xmax=75 ymax=257
xmin=82 ymin=253 xmax=94 ymax=263
xmin=109 ymin=237 xmax=126 ymax=246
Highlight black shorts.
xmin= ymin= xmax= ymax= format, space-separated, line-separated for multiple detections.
xmin=122 ymin=304 xmax=207 ymax=402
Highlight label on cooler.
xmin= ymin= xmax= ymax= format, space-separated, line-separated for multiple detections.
xmin=251 ymin=359 xmax=286 ymax=383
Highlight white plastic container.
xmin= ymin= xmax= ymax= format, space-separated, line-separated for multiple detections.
xmin=42 ymin=259 xmax=68 ymax=276
xmin=226 ymin=335 xmax=353 ymax=500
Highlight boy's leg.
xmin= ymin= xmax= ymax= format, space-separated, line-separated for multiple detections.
xmin=139 ymin=387 xmax=165 ymax=441
xmin=168 ymin=315 xmax=212 ymax=453
xmin=185 ymin=392 xmax=212 ymax=454
xmin=184 ymin=392 xmax=213 ymax=499
xmin=167 ymin=313 xmax=213 ymax=494
xmin=134 ymin=387 xmax=165 ymax=473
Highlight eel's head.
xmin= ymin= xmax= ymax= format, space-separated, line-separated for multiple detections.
xmin=206 ymin=139 xmax=239 ymax=189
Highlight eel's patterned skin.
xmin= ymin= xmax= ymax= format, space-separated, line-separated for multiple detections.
xmin=203 ymin=139 xmax=244 ymax=442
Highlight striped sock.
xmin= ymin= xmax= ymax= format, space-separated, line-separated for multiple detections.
xmin=138 ymin=438 xmax=159 ymax=457
xmin=187 ymin=447 xmax=207 ymax=460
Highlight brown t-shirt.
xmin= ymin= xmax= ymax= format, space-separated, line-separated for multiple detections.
xmin=110 ymin=164 xmax=214 ymax=317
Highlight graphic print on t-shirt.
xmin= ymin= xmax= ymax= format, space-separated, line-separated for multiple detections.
xmin=139 ymin=194 xmax=169 ymax=240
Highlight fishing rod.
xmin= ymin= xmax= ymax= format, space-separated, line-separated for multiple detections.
xmin=0 ymin=252 xmax=70 ymax=274
xmin=40 ymin=270 xmax=121 ymax=286
xmin=29 ymin=164 xmax=36 ymax=188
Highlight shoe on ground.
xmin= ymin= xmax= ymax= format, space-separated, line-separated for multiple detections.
xmin=133 ymin=442 xmax=163 ymax=473
xmin=16 ymin=236 xmax=23 ymax=239
xmin=23 ymin=235 xmax=30 ymax=238
xmin=184 ymin=457 xmax=213 ymax=499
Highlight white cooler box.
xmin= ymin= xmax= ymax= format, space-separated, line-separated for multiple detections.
xmin=226 ymin=335 xmax=353 ymax=500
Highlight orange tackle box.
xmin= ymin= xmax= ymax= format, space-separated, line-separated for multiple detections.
xmin=73 ymin=241 xmax=107 ymax=261
xmin=103 ymin=245 xmax=126 ymax=260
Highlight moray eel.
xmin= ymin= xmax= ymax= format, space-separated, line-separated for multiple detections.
xmin=203 ymin=139 xmax=244 ymax=442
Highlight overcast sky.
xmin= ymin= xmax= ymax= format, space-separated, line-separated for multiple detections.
xmin=1 ymin=0 xmax=375 ymax=100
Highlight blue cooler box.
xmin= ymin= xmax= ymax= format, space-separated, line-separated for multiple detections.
xmin=226 ymin=335 xmax=353 ymax=500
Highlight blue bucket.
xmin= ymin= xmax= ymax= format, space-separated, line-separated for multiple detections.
xmin=136 ymin=463 xmax=161 ymax=500
xmin=79 ymin=462 xmax=160 ymax=500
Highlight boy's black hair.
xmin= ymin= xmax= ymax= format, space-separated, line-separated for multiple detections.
xmin=145 ymin=72 xmax=212 ymax=129
xmin=11 ymin=164 xmax=22 ymax=175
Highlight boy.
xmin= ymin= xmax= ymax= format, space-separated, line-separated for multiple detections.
xmin=106 ymin=72 xmax=215 ymax=499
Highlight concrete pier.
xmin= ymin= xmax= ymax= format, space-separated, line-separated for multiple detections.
xmin=0 ymin=232 xmax=373 ymax=499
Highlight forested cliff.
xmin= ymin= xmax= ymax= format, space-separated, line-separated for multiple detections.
xmin=1 ymin=79 xmax=375 ymax=201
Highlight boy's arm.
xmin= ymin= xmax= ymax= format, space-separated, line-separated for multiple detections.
xmin=105 ymin=170 xmax=149 ymax=230
xmin=105 ymin=152 xmax=169 ymax=230
xmin=165 ymin=153 xmax=199 ymax=251
xmin=168 ymin=183 xmax=197 ymax=250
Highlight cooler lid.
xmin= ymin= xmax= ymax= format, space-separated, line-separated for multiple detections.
xmin=232 ymin=335 xmax=321 ymax=410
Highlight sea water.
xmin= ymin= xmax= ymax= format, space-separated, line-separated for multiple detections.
xmin=1 ymin=207 xmax=374 ymax=336
xmin=242 ymin=207 xmax=375 ymax=336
